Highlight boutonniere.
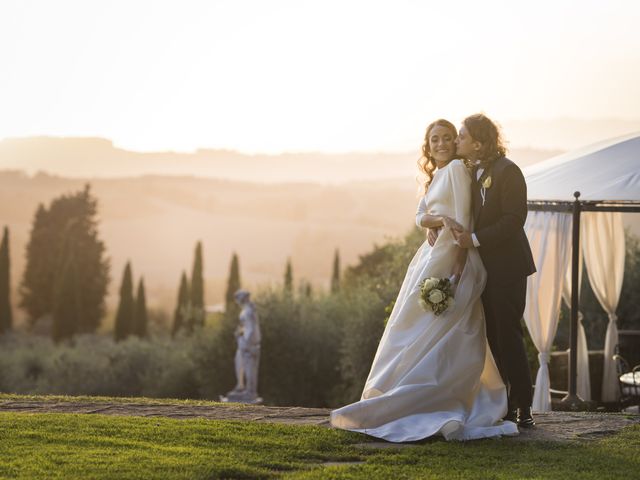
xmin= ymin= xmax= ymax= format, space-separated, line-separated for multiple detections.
xmin=480 ymin=174 xmax=491 ymax=206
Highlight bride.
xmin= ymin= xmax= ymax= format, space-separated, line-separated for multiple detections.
xmin=330 ymin=119 xmax=518 ymax=442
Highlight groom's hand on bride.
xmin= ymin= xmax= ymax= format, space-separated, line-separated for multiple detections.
xmin=428 ymin=218 xmax=465 ymax=246
xmin=442 ymin=216 xmax=463 ymax=232
xmin=452 ymin=229 xmax=474 ymax=248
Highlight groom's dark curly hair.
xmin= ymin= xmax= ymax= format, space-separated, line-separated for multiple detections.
xmin=463 ymin=113 xmax=508 ymax=165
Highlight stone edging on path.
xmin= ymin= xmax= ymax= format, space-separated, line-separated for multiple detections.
xmin=0 ymin=399 xmax=330 ymax=425
xmin=1 ymin=399 xmax=638 ymax=443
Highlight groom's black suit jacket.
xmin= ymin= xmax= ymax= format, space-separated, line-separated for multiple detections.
xmin=472 ymin=156 xmax=536 ymax=281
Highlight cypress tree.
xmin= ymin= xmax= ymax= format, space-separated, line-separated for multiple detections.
xmin=299 ymin=279 xmax=313 ymax=298
xmin=190 ymin=241 xmax=205 ymax=329
xmin=52 ymin=240 xmax=81 ymax=342
xmin=19 ymin=204 xmax=52 ymax=322
xmin=133 ymin=277 xmax=148 ymax=338
xmin=284 ymin=258 xmax=293 ymax=295
xmin=224 ymin=252 xmax=241 ymax=318
xmin=220 ymin=252 xmax=242 ymax=389
xmin=172 ymin=271 xmax=190 ymax=336
xmin=0 ymin=226 xmax=13 ymax=333
xmin=73 ymin=185 xmax=110 ymax=333
xmin=20 ymin=185 xmax=109 ymax=331
xmin=114 ymin=262 xmax=134 ymax=341
xmin=331 ymin=249 xmax=341 ymax=294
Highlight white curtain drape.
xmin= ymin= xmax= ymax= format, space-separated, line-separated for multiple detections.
xmin=524 ymin=211 xmax=572 ymax=412
xmin=561 ymin=249 xmax=591 ymax=401
xmin=581 ymin=212 xmax=625 ymax=402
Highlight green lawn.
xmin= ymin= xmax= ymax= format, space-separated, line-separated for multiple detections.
xmin=0 ymin=410 xmax=638 ymax=479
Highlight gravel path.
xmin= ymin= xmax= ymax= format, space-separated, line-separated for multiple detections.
xmin=1 ymin=399 xmax=638 ymax=443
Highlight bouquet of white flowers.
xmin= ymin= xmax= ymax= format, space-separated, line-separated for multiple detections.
xmin=419 ymin=277 xmax=455 ymax=316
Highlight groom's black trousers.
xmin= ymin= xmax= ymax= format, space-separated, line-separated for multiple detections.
xmin=482 ymin=275 xmax=533 ymax=410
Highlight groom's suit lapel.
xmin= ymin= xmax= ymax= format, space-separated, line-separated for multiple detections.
xmin=472 ymin=166 xmax=483 ymax=225
xmin=472 ymin=163 xmax=495 ymax=226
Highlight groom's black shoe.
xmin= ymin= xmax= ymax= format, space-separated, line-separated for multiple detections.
xmin=503 ymin=409 xmax=517 ymax=423
xmin=517 ymin=407 xmax=535 ymax=428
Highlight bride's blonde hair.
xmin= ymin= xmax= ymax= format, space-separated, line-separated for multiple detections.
xmin=418 ymin=119 xmax=457 ymax=195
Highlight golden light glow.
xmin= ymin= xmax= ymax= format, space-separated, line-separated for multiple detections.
xmin=0 ymin=0 xmax=638 ymax=153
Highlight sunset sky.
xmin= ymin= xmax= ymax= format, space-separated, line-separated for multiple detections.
xmin=1 ymin=0 xmax=639 ymax=154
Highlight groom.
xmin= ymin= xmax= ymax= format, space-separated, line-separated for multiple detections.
xmin=452 ymin=113 xmax=537 ymax=427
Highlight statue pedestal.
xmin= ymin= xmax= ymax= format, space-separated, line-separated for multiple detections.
xmin=220 ymin=391 xmax=263 ymax=405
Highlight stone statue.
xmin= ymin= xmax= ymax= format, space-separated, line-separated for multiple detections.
xmin=221 ymin=289 xmax=262 ymax=404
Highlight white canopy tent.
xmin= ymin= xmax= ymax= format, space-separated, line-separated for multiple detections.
xmin=526 ymin=132 xmax=640 ymax=202
xmin=522 ymin=132 xmax=640 ymax=412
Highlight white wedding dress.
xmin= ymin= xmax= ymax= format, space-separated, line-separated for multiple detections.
xmin=330 ymin=160 xmax=518 ymax=442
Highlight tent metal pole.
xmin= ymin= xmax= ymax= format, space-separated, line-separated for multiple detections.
xmin=561 ymin=191 xmax=584 ymax=408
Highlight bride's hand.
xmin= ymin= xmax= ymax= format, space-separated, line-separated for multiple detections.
xmin=442 ymin=216 xmax=463 ymax=232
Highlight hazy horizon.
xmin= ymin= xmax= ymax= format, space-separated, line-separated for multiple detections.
xmin=0 ymin=134 xmax=563 ymax=183
xmin=1 ymin=117 xmax=638 ymax=158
